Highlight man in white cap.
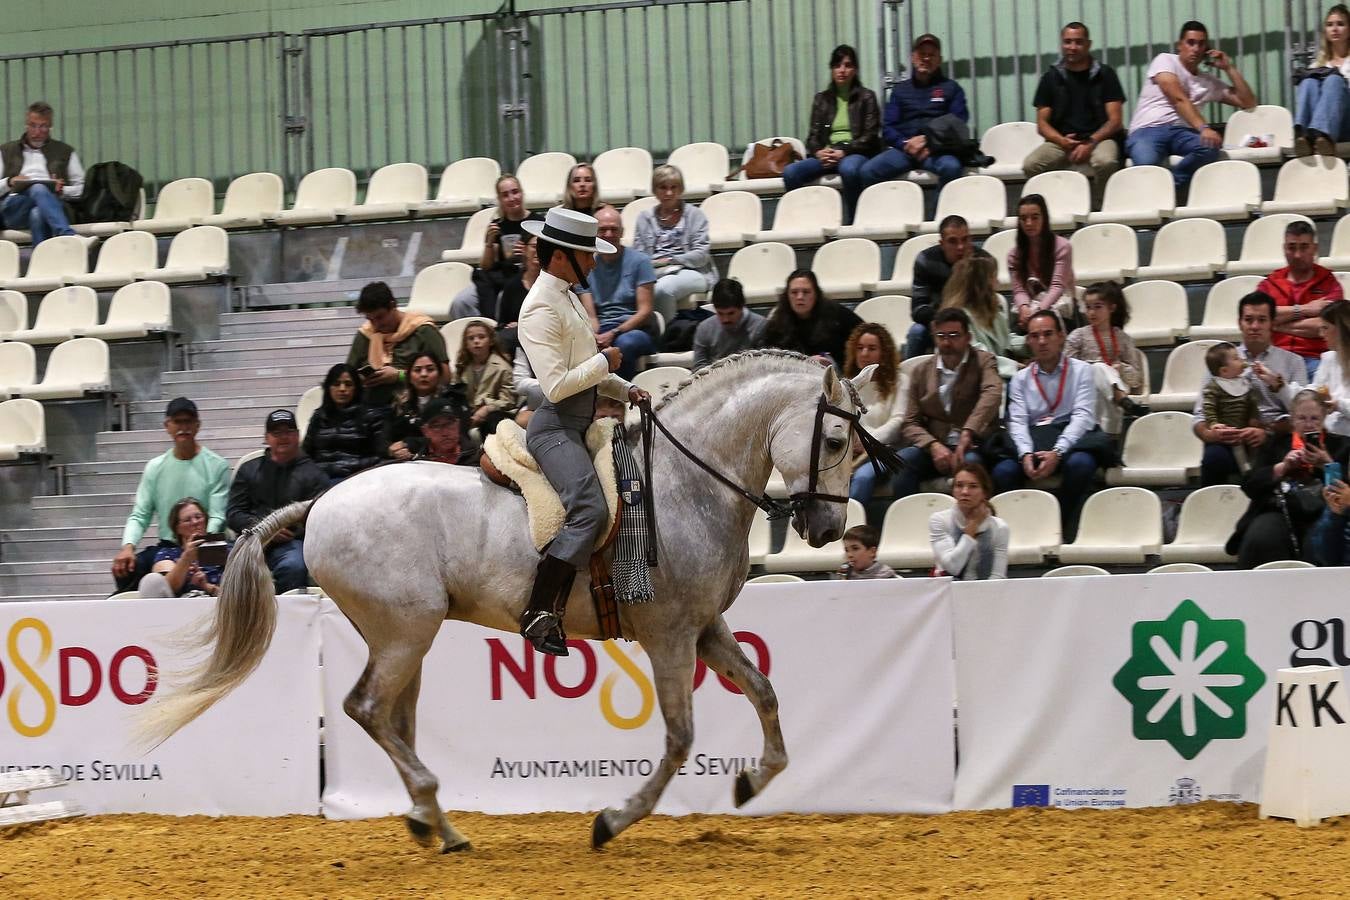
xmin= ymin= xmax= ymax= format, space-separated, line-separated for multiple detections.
xmin=517 ymin=207 xmax=651 ymax=656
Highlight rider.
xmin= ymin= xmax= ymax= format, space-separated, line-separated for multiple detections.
xmin=517 ymin=207 xmax=650 ymax=656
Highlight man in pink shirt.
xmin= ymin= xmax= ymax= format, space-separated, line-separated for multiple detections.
xmin=1125 ymin=20 xmax=1257 ymax=188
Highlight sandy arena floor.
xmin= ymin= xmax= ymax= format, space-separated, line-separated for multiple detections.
xmin=3 ymin=802 xmax=1348 ymax=898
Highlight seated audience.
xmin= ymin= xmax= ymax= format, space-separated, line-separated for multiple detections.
xmin=227 ymin=410 xmax=330 ymax=593
xmin=581 ymin=205 xmax=656 ymax=380
xmin=1263 ymin=220 xmax=1342 ymax=381
xmin=1227 ymin=390 xmax=1348 ymax=568
xmin=782 ymin=43 xmax=882 ymax=222
xmin=1064 ymin=282 xmax=1147 ymax=434
xmin=563 ymin=163 xmax=599 ymax=215
xmin=1294 ymin=5 xmax=1350 ymax=157
xmin=1009 ymin=194 xmax=1075 ymax=332
xmin=416 ymin=396 xmax=478 ymax=466
xmin=1314 ymin=444 xmax=1350 ymax=565
xmin=302 ymin=363 xmax=384 ymax=482
xmin=835 ymin=524 xmax=898 ymax=580
xmin=692 ymin=279 xmax=768 ymax=370
xmin=940 ymin=255 xmax=1013 ymax=363
xmin=486 ymin=231 xmax=542 ymax=357
xmin=1292 ymin=300 xmax=1350 ymax=437
xmin=455 ymin=320 xmax=516 ymax=437
xmin=1125 ymin=20 xmax=1257 ymax=188
xmin=384 ymin=351 xmax=459 ymax=460
xmin=1 ymin=101 xmax=84 ymax=244
xmin=111 ymin=397 xmax=230 ymax=593
xmin=844 ymin=322 xmax=904 ymax=503
xmin=929 ymin=462 xmax=1009 ymax=580
xmin=892 ymin=308 xmax=1003 ymax=501
xmin=137 ymin=497 xmax=228 ymax=599
xmin=1192 ymin=290 xmax=1305 ymax=485
xmin=1024 ymin=22 xmax=1125 ymax=203
xmin=992 ymin=310 xmax=1109 ymax=542
xmin=762 ymin=269 xmax=862 ymax=369
xmin=449 ymin=174 xmax=541 ymax=324
xmin=347 ymin=280 xmax=449 ymax=409
xmin=1201 ymin=342 xmax=1263 ymax=472
xmin=632 ymin=165 xmax=717 ymax=323
xmin=907 ymin=215 xmax=991 ymax=358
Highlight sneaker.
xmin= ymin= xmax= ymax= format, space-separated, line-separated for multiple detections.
xmin=1314 ymin=133 xmax=1337 ymax=158
xmin=1295 ymin=133 xmax=1313 ymax=158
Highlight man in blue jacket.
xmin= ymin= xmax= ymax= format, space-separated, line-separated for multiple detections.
xmin=859 ymin=33 xmax=969 ymax=190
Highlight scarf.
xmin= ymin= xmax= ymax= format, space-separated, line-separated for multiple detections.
xmin=611 ymin=428 xmax=655 ymax=604
xmin=360 ymin=311 xmax=435 ymax=369
xmin=946 ymin=510 xmax=995 ymax=581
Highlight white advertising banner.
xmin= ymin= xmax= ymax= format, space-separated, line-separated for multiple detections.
xmin=0 ymin=594 xmax=322 ymax=815
xmin=322 ymin=578 xmax=955 ymax=818
xmin=953 ymin=569 xmax=1350 ymax=811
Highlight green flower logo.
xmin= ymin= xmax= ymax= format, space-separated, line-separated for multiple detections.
xmin=1113 ymin=599 xmax=1266 ymax=760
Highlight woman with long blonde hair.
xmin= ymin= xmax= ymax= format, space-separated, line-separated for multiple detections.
xmin=1295 ymin=4 xmax=1350 ymax=157
xmin=940 ymin=255 xmax=1012 ymax=360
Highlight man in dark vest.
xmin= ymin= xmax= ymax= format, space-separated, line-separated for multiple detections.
xmin=1 ymin=101 xmax=84 ymax=244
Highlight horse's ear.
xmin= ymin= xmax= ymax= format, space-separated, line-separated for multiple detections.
xmin=849 ymin=364 xmax=877 ymax=393
xmin=822 ymin=363 xmax=841 ymax=400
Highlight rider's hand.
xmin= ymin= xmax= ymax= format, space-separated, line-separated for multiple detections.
xmin=628 ymin=386 xmax=651 ymax=407
xmin=603 ymin=346 xmax=622 ymax=372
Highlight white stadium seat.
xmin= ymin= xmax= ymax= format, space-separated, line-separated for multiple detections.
xmin=70 ymin=230 xmax=157 ymax=289
xmin=0 ymin=397 xmax=45 ymax=460
xmin=1086 ymin=166 xmax=1175 ymax=227
xmin=593 ymin=146 xmax=654 ymax=205
xmin=1070 ymin=223 xmax=1138 ymax=284
xmin=855 ymin=295 xmax=913 ymax=344
xmin=1260 ymin=157 xmax=1349 ymax=217
xmin=339 ymin=162 xmax=428 ymax=221
xmin=440 ymin=316 xmax=497 ymax=371
xmin=1159 ymin=485 xmax=1247 ymax=564
xmin=863 ymin=233 xmax=940 ymax=295
xmin=715 ymin=136 xmax=807 ymax=196
xmin=1225 ymin=213 xmax=1314 ymax=276
xmin=133 ymin=177 xmax=213 ymax=233
xmin=1148 ymin=562 xmax=1213 ymax=574
xmin=1122 ymin=280 xmax=1189 ymax=346
xmin=0 ymin=289 xmax=24 ymax=334
xmin=17 ymin=337 xmax=110 ymax=400
xmin=701 ymin=190 xmax=762 ymax=251
xmin=726 ymin=242 xmax=795 ymax=302
xmin=273 ymin=168 xmax=357 ymax=226
xmin=1223 ymin=104 xmax=1295 ymax=163
xmin=811 ymin=239 xmax=880 ymax=300
xmin=295 ymin=386 xmax=323 ymax=441
xmin=138 ymin=226 xmax=228 ymax=284
xmin=416 ymin=157 xmax=501 ymax=217
xmin=752 ymin=186 xmax=840 ymax=245
xmin=201 ymin=172 xmax=284 ymax=229
xmin=921 ymin=175 xmax=1005 ymax=235
xmin=4 ymin=235 xmax=91 ymax=293
xmin=828 ymin=181 xmax=925 ymax=241
xmin=877 ymin=492 xmax=955 ymax=569
xmin=441 ymin=207 xmax=494 ymax=264
xmin=1105 ymin=411 xmax=1202 ymax=487
xmin=0 ymin=240 xmax=18 ymax=282
xmin=1042 ymin=565 xmax=1110 ymax=577
xmin=406 ymin=262 xmax=473 ymax=321
xmin=747 ymin=508 xmax=771 ymax=567
xmin=1172 ymin=160 xmax=1262 ymax=221
xmin=746 ymin=574 xmax=805 ymax=584
xmin=1057 ymin=486 xmax=1162 ymax=564
xmin=1254 ymin=559 xmax=1316 ymax=570
xmin=0 ymin=340 xmax=37 ymax=399
xmin=995 ymin=489 xmax=1062 ymax=565
xmin=1320 ymin=213 xmax=1350 ymax=269
xmin=977 ymin=121 xmax=1043 ymax=180
xmin=619 ymin=196 xmax=658 ymax=247
xmin=76 ymin=281 xmax=173 ymax=341
xmin=5 ymin=286 xmax=98 ymax=345
xmin=666 ymin=142 xmax=729 ymax=200
xmin=763 ymin=498 xmax=864 ymax=573
xmin=516 ymin=151 xmax=578 ymax=208
xmin=1149 ymin=340 xmax=1221 ymax=410
xmin=1010 ymin=171 xmax=1090 ymax=229
xmin=1133 ymin=218 xmax=1226 ymax=281
xmin=981 ymin=229 xmax=1017 ymax=290
xmin=632 ymin=365 xmax=689 ymax=401
xmin=1189 ymin=276 xmax=1263 ymax=341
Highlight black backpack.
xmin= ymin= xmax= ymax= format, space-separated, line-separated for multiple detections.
xmin=76 ymin=161 xmax=144 ymax=224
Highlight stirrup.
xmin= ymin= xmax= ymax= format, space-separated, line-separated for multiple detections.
xmin=520 ymin=610 xmax=568 ymax=656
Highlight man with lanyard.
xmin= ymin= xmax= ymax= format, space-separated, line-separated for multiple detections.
xmin=992 ymin=310 xmax=1102 ymax=541
xmin=517 ymin=208 xmax=650 ymax=657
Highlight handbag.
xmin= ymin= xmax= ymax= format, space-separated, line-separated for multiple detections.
xmin=1028 ymin=422 xmax=1119 ymax=468
xmin=729 ymin=140 xmax=803 ymax=180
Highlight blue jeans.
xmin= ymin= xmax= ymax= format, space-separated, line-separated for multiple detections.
xmin=265 ymin=538 xmax=309 ymax=593
xmin=904 ymin=321 xmax=933 ymax=360
xmin=783 ymin=153 xmax=870 ymax=222
xmin=887 ymin=444 xmax=986 ymax=500
xmin=600 ymin=327 xmax=655 ymax=380
xmin=1305 ymin=355 xmax=1322 ymax=382
xmin=1125 ymin=123 xmax=1219 ymax=188
xmin=1 ymin=183 xmax=76 ymax=244
xmin=991 ymin=450 xmax=1099 ymax=543
xmin=1311 ymin=509 xmax=1349 ymax=566
xmin=1296 ymin=75 xmax=1350 ymax=140
xmin=859 ymin=148 xmax=964 ymax=191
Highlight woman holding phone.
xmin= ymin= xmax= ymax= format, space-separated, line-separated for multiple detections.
xmin=135 ymin=497 xmax=229 ymax=598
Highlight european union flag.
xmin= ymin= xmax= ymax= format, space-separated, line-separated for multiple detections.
xmin=1011 ymin=784 xmax=1050 ymax=807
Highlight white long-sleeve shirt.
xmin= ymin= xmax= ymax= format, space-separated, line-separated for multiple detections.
xmin=1006 ymin=354 xmax=1097 ymax=457
xmin=518 ymin=270 xmax=631 ymax=404
xmin=0 ymin=142 xmax=85 ymax=200
xmin=929 ymin=507 xmax=1008 ymax=580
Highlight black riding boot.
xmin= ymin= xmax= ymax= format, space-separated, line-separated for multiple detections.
xmin=520 ymin=554 xmax=576 ymax=656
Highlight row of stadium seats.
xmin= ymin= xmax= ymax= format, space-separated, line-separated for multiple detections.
xmin=748 ymin=558 xmax=1316 ymax=581
xmin=0 ymin=282 xmax=173 ymax=344
xmin=0 ymin=337 xmax=111 ymax=400
xmin=0 ymin=229 xmax=229 ymax=293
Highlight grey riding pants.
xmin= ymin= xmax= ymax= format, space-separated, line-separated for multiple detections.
xmin=526 ymin=388 xmax=606 ymax=570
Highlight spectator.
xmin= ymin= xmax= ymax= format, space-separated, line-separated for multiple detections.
xmin=137 ymin=497 xmax=227 ymax=599
xmin=762 ymin=268 xmax=862 ymax=369
xmin=1294 ymin=300 xmax=1350 ymax=437
xmin=1294 ymin=4 xmax=1350 ymax=158
xmin=226 ymin=410 xmax=329 ymax=593
xmin=992 ymin=310 xmax=1109 ymax=542
xmin=1023 ymin=22 xmax=1125 ymax=203
xmin=782 ymin=43 xmax=882 ymax=222
xmin=632 ymin=165 xmax=717 ymax=323
xmin=1125 ymin=20 xmax=1258 ymax=188
xmin=1262 ymin=220 xmax=1343 ymax=381
xmin=0 ymin=101 xmax=84 ymax=244
xmin=579 ymin=205 xmax=657 ymax=380
xmin=1200 ymin=342 xmax=1263 ymax=474
xmin=692 ymin=279 xmax=768 ymax=370
xmin=484 ymin=231 xmax=542 ymax=359
xmin=302 ymin=363 xmax=384 ymax=482
xmin=110 ymin=397 xmax=230 ymax=593
xmin=844 ymin=322 xmax=904 ymax=504
xmin=907 ymin=214 xmax=993 ymax=358
xmin=415 ymin=395 xmax=478 ymax=466
xmin=929 ymin=462 xmax=1009 ymax=580
xmin=835 ymin=525 xmax=898 ymax=580
xmin=1008 ymin=194 xmax=1076 ymax=332
xmin=1227 ymin=389 xmax=1347 ymax=567
xmin=940 ymin=255 xmax=1014 ymax=363
xmin=455 ymin=320 xmax=515 ymax=437
xmin=1065 ymin=282 xmax=1147 ymax=434
xmin=384 ymin=351 xmax=458 ymax=461
xmin=859 ymin=33 xmax=968 ymax=191
xmin=893 ymin=308 xmax=1003 ymax=501
xmin=347 ymin=280 xmax=449 ymax=409
xmin=563 ymin=163 xmax=599 ymax=215
xmin=1193 ymin=291 xmax=1304 ymax=485
xmin=448 ymin=174 xmax=541 ymax=323
xmin=1315 ymin=440 xmax=1350 ymax=565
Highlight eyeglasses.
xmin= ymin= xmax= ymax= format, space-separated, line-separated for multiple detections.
xmin=933 ymin=331 xmax=965 ymax=340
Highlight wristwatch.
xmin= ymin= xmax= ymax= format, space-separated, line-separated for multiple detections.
xmin=1294 ymin=303 xmax=1303 ymax=318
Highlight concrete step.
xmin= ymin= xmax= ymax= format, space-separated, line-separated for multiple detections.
xmin=61 ymin=458 xmax=246 ymax=494
xmin=0 ymin=526 xmax=125 ymax=563
xmin=219 ymin=309 xmax=360 ymax=339
xmin=189 ymin=341 xmax=349 ymax=371
xmin=95 ymin=436 xmax=263 ymax=463
xmin=161 ymin=365 xmax=328 ymax=400
xmin=0 ymin=559 xmax=113 ymax=598
xmin=127 ymin=394 xmax=310 ymax=431
xmin=33 ymin=492 xmax=136 ymax=510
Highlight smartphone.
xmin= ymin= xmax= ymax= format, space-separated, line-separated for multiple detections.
xmin=1326 ymin=461 xmax=1344 ymax=488
xmin=196 ymin=533 xmax=230 ymax=568
xmin=358 ymin=364 xmax=377 ymax=379
xmin=1304 ymin=431 xmax=1324 ymax=451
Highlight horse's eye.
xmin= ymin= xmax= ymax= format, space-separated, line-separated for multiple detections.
xmin=825 ymin=436 xmax=847 ymax=453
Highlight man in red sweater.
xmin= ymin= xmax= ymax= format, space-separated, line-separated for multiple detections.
xmin=1259 ymin=219 xmax=1342 ymax=380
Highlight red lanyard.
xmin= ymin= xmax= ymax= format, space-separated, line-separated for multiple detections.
xmin=1091 ymin=326 xmax=1119 ymax=366
xmin=1032 ymin=358 xmax=1068 ymax=412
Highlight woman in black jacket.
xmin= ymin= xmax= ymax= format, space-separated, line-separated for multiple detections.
xmin=302 ymin=363 xmax=384 ymax=481
xmin=762 ymin=269 xmax=863 ymax=371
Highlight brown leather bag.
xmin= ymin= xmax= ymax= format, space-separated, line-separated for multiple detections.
xmin=731 ymin=139 xmax=802 ymax=180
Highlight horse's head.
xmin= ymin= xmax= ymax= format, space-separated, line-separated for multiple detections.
xmin=772 ymin=362 xmax=878 ymax=547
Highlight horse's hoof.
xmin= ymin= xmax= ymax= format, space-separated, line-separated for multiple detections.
xmin=591 ymin=811 xmax=615 ymax=850
xmin=734 ymin=770 xmax=756 ymax=807
xmin=405 ymin=816 xmax=436 ymax=846
xmin=442 ymin=839 xmax=473 ymax=854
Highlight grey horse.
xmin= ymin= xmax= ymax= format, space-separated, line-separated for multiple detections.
xmin=144 ymin=350 xmax=874 ymax=852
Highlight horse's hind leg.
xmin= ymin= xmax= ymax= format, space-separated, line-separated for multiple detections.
xmin=592 ymin=637 xmax=697 ymax=849
xmin=697 ymin=615 xmax=788 ymax=807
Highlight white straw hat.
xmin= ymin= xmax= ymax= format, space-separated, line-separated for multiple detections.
xmin=521 ymin=206 xmax=617 ymax=255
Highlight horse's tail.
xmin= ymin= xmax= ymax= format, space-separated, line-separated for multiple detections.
xmin=140 ymin=499 xmax=315 ymax=748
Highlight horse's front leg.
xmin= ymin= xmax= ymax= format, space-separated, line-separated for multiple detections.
xmin=591 ymin=637 xmax=697 ymax=849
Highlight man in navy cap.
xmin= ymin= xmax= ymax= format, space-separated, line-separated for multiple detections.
xmin=227 ymin=409 xmax=330 ymax=592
